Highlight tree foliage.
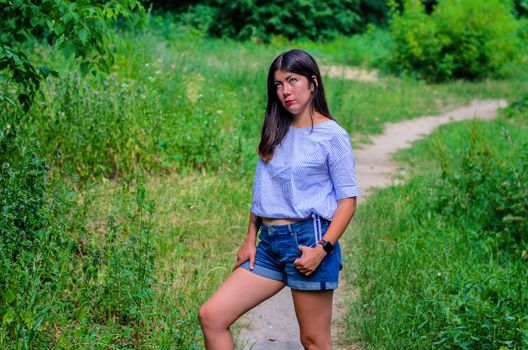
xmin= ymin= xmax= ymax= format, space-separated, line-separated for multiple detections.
xmin=0 ymin=0 xmax=142 ymax=111
xmin=389 ymin=0 xmax=522 ymax=81
xmin=178 ymin=0 xmax=389 ymax=41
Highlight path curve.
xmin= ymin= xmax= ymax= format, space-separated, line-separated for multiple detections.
xmin=236 ymin=99 xmax=507 ymax=350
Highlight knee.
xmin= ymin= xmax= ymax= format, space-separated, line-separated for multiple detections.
xmin=300 ymin=332 xmax=330 ymax=350
xmin=198 ymin=303 xmax=213 ymax=329
xmin=198 ymin=302 xmax=227 ymax=331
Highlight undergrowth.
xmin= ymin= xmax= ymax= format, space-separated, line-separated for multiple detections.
xmin=344 ymin=96 xmax=528 ymax=349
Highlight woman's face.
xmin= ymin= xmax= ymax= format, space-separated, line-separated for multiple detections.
xmin=273 ymin=69 xmax=315 ymax=118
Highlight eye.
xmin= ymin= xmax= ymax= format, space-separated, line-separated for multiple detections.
xmin=290 ymin=78 xmax=298 ymax=84
xmin=275 ymin=82 xmax=282 ymax=89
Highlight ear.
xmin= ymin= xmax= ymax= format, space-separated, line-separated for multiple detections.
xmin=310 ymin=75 xmax=318 ymax=92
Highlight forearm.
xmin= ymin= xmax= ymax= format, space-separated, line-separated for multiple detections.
xmin=294 ymin=197 xmax=357 ymax=274
xmin=322 ymin=197 xmax=357 ymax=245
xmin=245 ymin=212 xmax=261 ymax=243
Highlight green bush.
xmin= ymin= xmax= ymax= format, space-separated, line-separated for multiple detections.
xmin=0 ymin=115 xmax=160 ymax=347
xmin=433 ymin=123 xmax=527 ymax=247
xmin=389 ymin=0 xmax=522 ymax=81
xmin=347 ymin=114 xmax=528 ymax=348
xmin=516 ymin=0 xmax=528 ymax=17
xmin=0 ymin=0 xmax=142 ymax=111
xmin=0 ymin=126 xmax=50 ymax=258
xmin=179 ymin=0 xmax=389 ymax=41
xmin=435 ymin=275 xmax=528 ymax=349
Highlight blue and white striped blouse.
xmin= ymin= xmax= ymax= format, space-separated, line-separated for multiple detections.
xmin=250 ymin=119 xmax=360 ymax=221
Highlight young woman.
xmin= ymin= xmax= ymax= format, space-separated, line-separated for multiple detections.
xmin=199 ymin=49 xmax=359 ymax=350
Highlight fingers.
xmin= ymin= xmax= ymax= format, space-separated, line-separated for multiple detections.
xmin=294 ymin=246 xmax=321 ymax=275
xmin=249 ymin=253 xmax=255 ymax=270
xmin=294 ymin=245 xmax=305 ymax=266
xmin=232 ymin=258 xmax=240 ymax=272
xmin=232 ymin=254 xmax=244 ymax=271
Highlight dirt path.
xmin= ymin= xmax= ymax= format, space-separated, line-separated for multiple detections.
xmin=235 ymin=99 xmax=507 ymax=350
xmin=320 ymin=65 xmax=380 ymax=82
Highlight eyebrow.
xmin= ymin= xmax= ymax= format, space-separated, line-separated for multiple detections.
xmin=274 ymin=74 xmax=295 ymax=83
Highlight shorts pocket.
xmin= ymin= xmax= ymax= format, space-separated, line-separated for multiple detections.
xmin=293 ymin=225 xmax=318 ymax=249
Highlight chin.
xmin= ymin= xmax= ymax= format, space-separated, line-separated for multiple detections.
xmin=285 ymin=105 xmax=299 ymax=114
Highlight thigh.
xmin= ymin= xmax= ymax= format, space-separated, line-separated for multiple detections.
xmin=202 ymin=267 xmax=286 ymax=326
xmin=291 ymin=289 xmax=333 ymax=340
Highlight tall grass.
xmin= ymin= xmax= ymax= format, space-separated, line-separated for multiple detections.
xmin=2 ymin=13 xmax=527 ymax=349
xmin=9 ymin=14 xmax=526 ymax=182
xmin=343 ymin=100 xmax=528 ymax=349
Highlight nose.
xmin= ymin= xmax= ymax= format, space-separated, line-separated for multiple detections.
xmin=282 ymin=84 xmax=291 ymax=97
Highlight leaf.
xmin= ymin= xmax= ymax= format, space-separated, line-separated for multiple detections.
xmin=61 ymin=43 xmax=76 ymax=59
xmin=78 ymin=28 xmax=89 ymax=44
xmin=80 ymin=62 xmax=91 ymax=76
xmin=18 ymin=93 xmax=31 ymax=111
xmin=2 ymin=308 xmax=15 ymax=325
xmin=0 ymin=94 xmax=16 ymax=107
xmin=39 ymin=66 xmax=50 ymax=77
xmin=54 ymin=23 xmax=65 ymax=36
xmin=4 ymin=288 xmax=15 ymax=303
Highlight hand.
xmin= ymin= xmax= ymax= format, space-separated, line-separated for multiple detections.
xmin=293 ymin=245 xmax=327 ymax=276
xmin=233 ymin=239 xmax=256 ymax=272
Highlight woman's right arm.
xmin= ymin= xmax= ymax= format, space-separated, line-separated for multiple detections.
xmin=232 ymin=212 xmax=261 ymax=271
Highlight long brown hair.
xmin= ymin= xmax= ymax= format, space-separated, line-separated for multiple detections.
xmin=258 ymin=49 xmax=334 ymax=162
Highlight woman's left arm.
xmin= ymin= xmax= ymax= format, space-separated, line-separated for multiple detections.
xmin=294 ymin=197 xmax=357 ymax=276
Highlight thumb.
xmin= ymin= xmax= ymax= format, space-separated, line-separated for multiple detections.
xmin=294 ymin=247 xmax=305 ymax=266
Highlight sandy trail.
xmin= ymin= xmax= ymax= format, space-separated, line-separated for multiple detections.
xmin=236 ymin=99 xmax=507 ymax=350
xmin=320 ymin=66 xmax=380 ymax=82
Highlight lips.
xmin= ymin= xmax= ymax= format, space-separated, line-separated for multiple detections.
xmin=285 ymin=100 xmax=295 ymax=106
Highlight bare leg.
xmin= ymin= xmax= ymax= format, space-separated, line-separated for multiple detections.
xmin=199 ymin=268 xmax=285 ymax=350
xmin=291 ymin=289 xmax=334 ymax=350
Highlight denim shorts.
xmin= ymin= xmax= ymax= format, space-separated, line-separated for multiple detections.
xmin=240 ymin=215 xmax=342 ymax=290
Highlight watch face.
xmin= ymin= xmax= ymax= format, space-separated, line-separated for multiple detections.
xmin=323 ymin=240 xmax=334 ymax=254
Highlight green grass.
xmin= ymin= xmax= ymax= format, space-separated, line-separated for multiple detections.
xmin=2 ymin=13 xmax=528 ymax=349
xmin=342 ymin=103 xmax=528 ymax=349
xmin=80 ymin=172 xmax=254 ymax=348
xmin=9 ymin=15 xmax=526 ymax=181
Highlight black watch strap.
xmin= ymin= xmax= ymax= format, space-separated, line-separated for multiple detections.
xmin=318 ymin=239 xmax=334 ymax=254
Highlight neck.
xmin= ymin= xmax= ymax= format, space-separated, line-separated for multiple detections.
xmin=291 ymin=109 xmax=323 ymax=128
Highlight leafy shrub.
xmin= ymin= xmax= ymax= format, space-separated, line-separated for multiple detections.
xmin=0 ymin=124 xmax=50 ymax=257
xmin=179 ymin=0 xmax=389 ymax=41
xmin=0 ymin=123 xmax=55 ymax=347
xmin=394 ymin=0 xmax=528 ymax=17
xmin=0 ymin=0 xmax=142 ymax=110
xmin=35 ymin=73 xmax=165 ymax=181
xmin=389 ymin=0 xmax=522 ymax=81
xmin=31 ymin=71 xmax=227 ymax=181
xmin=348 ymin=114 xmax=528 ymax=349
xmin=95 ymin=185 xmax=156 ymax=326
xmin=0 ymin=113 xmax=159 ymax=346
xmin=432 ymin=121 xmax=527 ymax=247
xmin=435 ymin=275 xmax=528 ymax=349
xmin=505 ymin=91 xmax=528 ymax=120
xmin=516 ymin=0 xmax=528 ymax=17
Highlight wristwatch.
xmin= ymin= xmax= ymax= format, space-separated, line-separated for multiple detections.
xmin=318 ymin=239 xmax=334 ymax=255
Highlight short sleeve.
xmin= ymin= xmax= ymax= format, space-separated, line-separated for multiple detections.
xmin=250 ymin=160 xmax=262 ymax=215
xmin=327 ymin=132 xmax=360 ymax=200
